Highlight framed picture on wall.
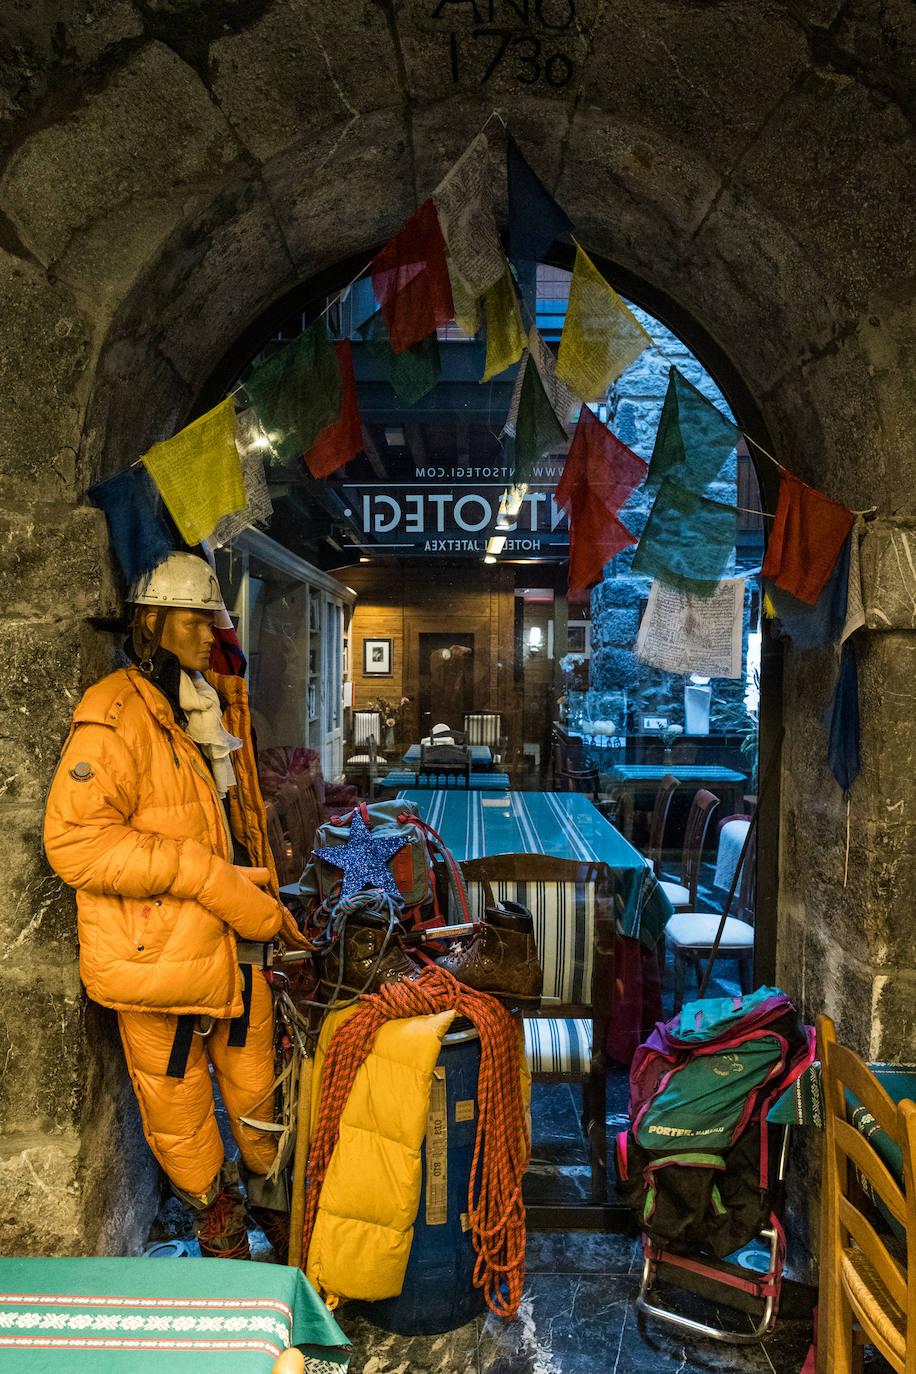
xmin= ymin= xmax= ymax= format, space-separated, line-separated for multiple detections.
xmin=363 ymin=637 xmax=392 ymax=677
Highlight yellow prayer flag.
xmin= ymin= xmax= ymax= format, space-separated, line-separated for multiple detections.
xmin=142 ymin=397 xmax=244 ymax=546
xmin=763 ymin=591 xmax=778 ymax=619
xmin=481 ymin=268 xmax=525 ymax=382
xmin=556 ymin=245 xmax=652 ymax=401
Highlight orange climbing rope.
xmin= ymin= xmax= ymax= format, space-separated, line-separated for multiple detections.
xmin=301 ymin=966 xmax=530 ymax=1319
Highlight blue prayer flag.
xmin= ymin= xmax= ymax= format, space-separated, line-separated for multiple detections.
xmin=88 ymin=467 xmax=174 ymax=586
xmin=507 ymin=135 xmax=573 ymax=265
xmin=827 ymin=639 xmax=860 ymax=795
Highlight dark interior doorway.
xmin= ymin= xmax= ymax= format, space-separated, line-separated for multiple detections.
xmin=418 ymin=633 xmax=475 ymax=737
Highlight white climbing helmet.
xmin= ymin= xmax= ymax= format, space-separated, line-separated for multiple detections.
xmin=130 ymin=552 xmax=233 ymax=629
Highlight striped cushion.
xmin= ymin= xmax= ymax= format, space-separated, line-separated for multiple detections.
xmin=524 ymin=1017 xmax=592 ymax=1078
xmin=464 ymin=713 xmax=501 ymax=747
xmin=466 ymin=879 xmax=594 ymax=1006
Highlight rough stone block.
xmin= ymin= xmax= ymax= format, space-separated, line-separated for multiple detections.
xmin=590 ymin=646 xmax=643 ymax=693
xmin=592 ymin=607 xmax=639 ymax=649
xmin=0 ymin=620 xmax=93 ymax=806
xmin=0 ymin=971 xmax=83 ymax=1135
xmin=0 ymin=251 xmax=90 ymax=498
xmin=210 ymin=0 xmax=396 ymax=165
xmin=0 ymin=42 xmax=239 ymax=299
xmin=0 ymin=1131 xmax=83 ymax=1255
xmin=0 ymin=804 xmax=77 ymax=962
xmin=0 ymin=505 xmax=117 ymax=622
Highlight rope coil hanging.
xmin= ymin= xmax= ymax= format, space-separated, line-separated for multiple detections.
xmin=300 ymin=966 xmax=530 ymax=1319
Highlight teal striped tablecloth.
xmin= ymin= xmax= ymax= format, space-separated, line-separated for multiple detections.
xmin=398 ymin=789 xmax=673 ymax=946
xmin=607 ymin=764 xmax=746 ymax=784
xmin=0 ymin=1258 xmax=349 ymax=1372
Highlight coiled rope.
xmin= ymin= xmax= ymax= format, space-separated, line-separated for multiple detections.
xmin=301 ymin=966 xmax=530 ymax=1319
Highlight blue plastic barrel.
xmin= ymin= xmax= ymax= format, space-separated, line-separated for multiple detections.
xmin=366 ymin=1021 xmax=486 ymax=1335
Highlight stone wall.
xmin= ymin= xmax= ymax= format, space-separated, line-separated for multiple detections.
xmin=0 ymin=1 xmax=913 ymax=1255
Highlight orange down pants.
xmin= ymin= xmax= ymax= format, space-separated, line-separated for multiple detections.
xmin=118 ymin=969 xmax=277 ymax=1202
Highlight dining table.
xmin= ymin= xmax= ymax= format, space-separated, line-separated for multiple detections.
xmin=401 ymin=743 xmax=493 ymax=767
xmin=606 ymin=763 xmax=747 ymax=836
xmin=398 ymin=789 xmax=675 ymax=1062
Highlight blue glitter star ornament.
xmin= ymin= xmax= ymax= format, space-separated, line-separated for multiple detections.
xmin=314 ymin=810 xmax=411 ymax=903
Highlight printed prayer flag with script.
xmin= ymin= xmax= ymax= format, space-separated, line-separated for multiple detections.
xmin=240 ymin=322 xmax=343 ymax=465
xmin=635 ymin=578 xmax=745 ymax=679
xmin=448 ymin=256 xmax=482 ymax=338
xmin=556 ymin=245 xmax=652 ymax=401
xmin=142 ymin=396 xmax=244 ymax=546
xmin=556 ymin=405 xmax=645 ymax=592
xmin=504 ymin=327 xmax=577 ymax=438
xmin=633 ymin=476 xmax=738 ymax=597
xmin=513 ymin=353 xmax=568 ymax=488
xmin=433 ymin=132 xmax=505 ymax=298
xmin=647 ymin=367 xmax=739 ymax=494
xmin=305 ymin=340 xmax=364 ymax=478
xmin=87 ymin=466 xmax=173 ymax=585
xmin=761 ymin=469 xmax=855 ymax=605
xmin=372 ymin=199 xmax=454 ymax=353
xmin=210 ymin=408 xmax=274 ymax=547
xmin=482 ymin=267 xmax=525 ymax=382
xmin=507 ymin=133 xmax=573 ymax=265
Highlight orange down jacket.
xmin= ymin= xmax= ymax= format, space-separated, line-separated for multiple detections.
xmin=44 ymin=665 xmax=307 ymax=1018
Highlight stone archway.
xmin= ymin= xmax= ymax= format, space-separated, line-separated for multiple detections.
xmin=1 ymin=5 xmax=913 ymax=1255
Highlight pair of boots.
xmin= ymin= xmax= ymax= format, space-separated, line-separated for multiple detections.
xmin=194 ymin=1183 xmax=289 ymax=1262
xmin=320 ymin=901 xmax=542 ymax=1004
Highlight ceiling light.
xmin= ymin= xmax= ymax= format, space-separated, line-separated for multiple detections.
xmin=483 ymin=554 xmax=497 ymax=565
xmin=359 ymin=556 xmax=371 ymax=563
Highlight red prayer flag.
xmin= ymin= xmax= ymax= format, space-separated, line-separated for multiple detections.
xmin=761 ymin=470 xmax=854 ymax=605
xmin=371 ymin=200 xmax=454 ymax=354
xmin=557 ymin=405 xmax=645 ymax=593
xmin=305 ymin=341 xmax=363 ymax=479
xmin=209 ymin=623 xmax=247 ymax=677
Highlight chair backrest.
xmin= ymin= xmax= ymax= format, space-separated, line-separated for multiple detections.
xmin=558 ymin=764 xmax=600 ymax=800
xmin=645 ymin=773 xmax=680 ymax=876
xmin=679 ymin=787 xmax=720 ymax=907
xmin=264 ymin=798 xmax=297 ymax=885
xmin=419 ymin=742 xmax=471 ymax=785
xmin=353 ymin=709 xmax=381 ymax=746
xmin=460 ymin=853 xmax=610 ymax=1012
xmin=464 ymin=711 xmax=501 ymax=748
xmin=818 ymin=1014 xmax=916 ymax=1367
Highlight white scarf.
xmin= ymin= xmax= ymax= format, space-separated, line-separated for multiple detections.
xmin=179 ymin=671 xmax=242 ymax=798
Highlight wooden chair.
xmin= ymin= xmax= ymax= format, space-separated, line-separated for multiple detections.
xmin=464 ymin=711 xmax=506 ymax=763
xmin=418 ymin=741 xmax=471 ymax=788
xmin=818 ymin=1014 xmax=916 ymax=1373
xmin=345 ymin=710 xmax=382 ymax=776
xmin=643 ymin=773 xmax=681 ymax=878
xmin=557 ymin=763 xmax=600 ymax=800
xmin=345 ymin=733 xmax=381 ymax=797
xmin=659 ymin=787 xmax=719 ymax=912
xmin=264 ymin=799 xmax=298 ymax=886
xmin=664 ymin=826 xmax=756 ymax=1011
xmin=460 ymin=853 xmax=614 ymax=1207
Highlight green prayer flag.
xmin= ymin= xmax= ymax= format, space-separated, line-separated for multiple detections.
xmin=513 ymin=353 xmax=568 ymax=486
xmin=632 ymin=476 xmax=738 ymax=597
xmin=360 ymin=310 xmax=441 ymax=404
xmin=241 ymin=321 xmax=342 ymax=464
xmin=647 ymin=367 xmax=738 ymax=494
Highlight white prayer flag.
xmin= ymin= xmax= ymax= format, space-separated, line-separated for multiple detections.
xmin=433 ymin=133 xmax=505 ymax=298
xmin=635 ymin=577 xmax=745 ymax=679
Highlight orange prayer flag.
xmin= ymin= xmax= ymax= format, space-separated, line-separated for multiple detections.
xmin=372 ymin=200 xmax=454 ymax=354
xmin=305 ymin=341 xmax=363 ymax=479
xmin=761 ymin=470 xmax=854 ymax=605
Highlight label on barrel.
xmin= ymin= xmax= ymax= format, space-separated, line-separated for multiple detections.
xmin=455 ymin=1099 xmax=475 ymax=1122
xmin=425 ymin=1067 xmax=447 ymax=1226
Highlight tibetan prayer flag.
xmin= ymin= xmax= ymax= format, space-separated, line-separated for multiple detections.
xmin=556 ymin=245 xmax=652 ymax=400
xmin=372 ymin=199 xmax=454 ymax=353
xmin=632 ymin=476 xmax=738 ymax=597
xmin=88 ymin=466 xmax=172 ymax=585
xmin=241 ymin=322 xmax=342 ymax=465
xmin=765 ymin=532 xmax=851 ymax=650
xmin=507 ymin=134 xmax=573 ymax=265
xmin=360 ymin=310 xmax=441 ymax=404
xmin=761 ymin=469 xmax=854 ymax=605
xmin=505 ymin=327 xmax=577 ymax=438
xmin=635 ymin=578 xmax=745 ymax=679
xmin=556 ymin=405 xmax=645 ymax=593
xmin=513 ymin=353 xmax=568 ymax=487
xmin=647 ymin=367 xmax=739 ymax=494
xmin=433 ymin=133 xmax=505 ymax=298
xmin=210 ymin=409 xmax=274 ymax=547
xmin=482 ymin=267 xmax=525 ymax=382
xmin=142 ymin=397 xmax=244 ymax=547
xmin=305 ymin=341 xmax=364 ymax=478
xmin=827 ymin=638 xmax=860 ymax=794
xmin=448 ymin=257 xmax=482 ymax=338
xmin=210 ymin=622 xmax=247 ymax=678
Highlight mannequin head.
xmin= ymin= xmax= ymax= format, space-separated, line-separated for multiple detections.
xmin=136 ymin=605 xmax=216 ymax=672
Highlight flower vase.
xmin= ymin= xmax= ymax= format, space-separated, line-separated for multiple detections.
xmin=663 ymin=746 xmax=673 ymax=763
xmin=385 ymin=725 xmax=396 ymax=751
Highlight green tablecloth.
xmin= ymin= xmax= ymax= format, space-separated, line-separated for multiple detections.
xmin=0 ymin=1258 xmax=349 ymax=1372
xmin=398 ymin=789 xmax=673 ymax=947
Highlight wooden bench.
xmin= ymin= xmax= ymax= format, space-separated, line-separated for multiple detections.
xmin=379 ymin=770 xmax=511 ymax=791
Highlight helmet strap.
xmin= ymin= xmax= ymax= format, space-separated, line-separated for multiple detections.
xmin=132 ymin=606 xmax=169 ymax=675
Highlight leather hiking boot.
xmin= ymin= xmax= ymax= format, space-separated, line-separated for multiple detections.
xmin=320 ymin=914 xmax=419 ymax=999
xmin=249 ymin=1205 xmax=290 ymax=1262
xmin=435 ymin=901 xmax=542 ymax=1004
xmin=195 ymin=1186 xmax=251 ymax=1260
